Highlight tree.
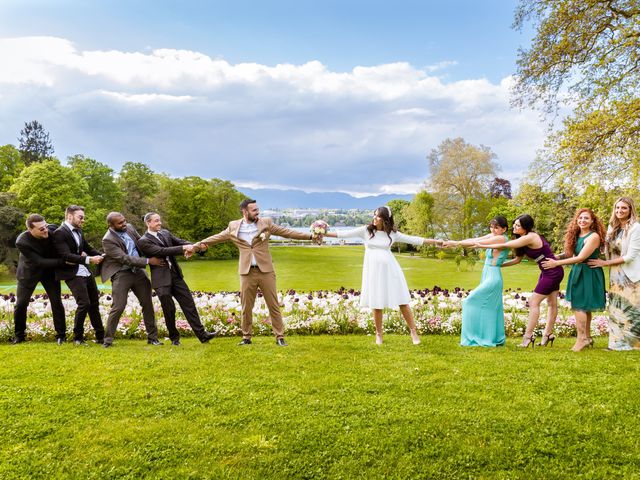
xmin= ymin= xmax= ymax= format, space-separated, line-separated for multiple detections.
xmin=116 ymin=162 xmax=159 ymax=231
xmin=513 ymin=0 xmax=640 ymax=187
xmin=489 ymin=177 xmax=512 ymax=199
xmin=157 ymin=176 xmax=247 ymax=259
xmin=0 ymin=145 xmax=24 ymax=192
xmin=18 ymin=120 xmax=54 ymax=165
xmin=427 ymin=137 xmax=499 ymax=239
xmin=387 ymin=199 xmax=410 ymax=252
xmin=0 ymin=192 xmax=24 ymax=270
xmin=9 ymin=159 xmax=93 ymax=233
xmin=404 ymin=191 xmax=435 ymax=237
xmin=67 ymin=155 xmax=122 ymax=208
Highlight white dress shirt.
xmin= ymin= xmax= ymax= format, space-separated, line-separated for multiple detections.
xmin=64 ymin=221 xmax=91 ymax=277
xmin=237 ymin=220 xmax=259 ymax=266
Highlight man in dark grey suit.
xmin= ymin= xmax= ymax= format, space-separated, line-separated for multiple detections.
xmin=13 ymin=214 xmax=66 ymax=344
xmin=137 ymin=212 xmax=215 ymax=346
xmin=53 ymin=205 xmax=105 ymax=346
xmin=101 ymin=212 xmax=165 ymax=348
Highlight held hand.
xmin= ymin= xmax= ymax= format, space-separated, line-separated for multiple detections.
xmin=196 ymin=242 xmax=208 ymax=252
xmin=540 ymin=258 xmax=557 ymax=270
xmin=184 ymin=249 xmax=194 ymax=259
xmin=89 ymin=255 xmax=103 ymax=265
xmin=148 ymin=257 xmax=167 ymax=266
xmin=587 ymin=258 xmax=606 ymax=268
xmin=183 ymin=244 xmax=195 ymax=255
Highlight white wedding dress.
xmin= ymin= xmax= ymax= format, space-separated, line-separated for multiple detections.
xmin=337 ymin=226 xmax=424 ymax=309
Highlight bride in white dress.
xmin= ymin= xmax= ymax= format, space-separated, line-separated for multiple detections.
xmin=323 ymin=206 xmax=441 ymax=345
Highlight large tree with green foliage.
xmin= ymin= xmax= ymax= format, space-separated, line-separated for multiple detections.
xmin=427 ymin=137 xmax=499 ymax=239
xmin=513 ymin=0 xmax=640 ymax=188
xmin=18 ymin=120 xmax=54 ymax=165
xmin=157 ymin=176 xmax=247 ymax=259
xmin=9 ymin=159 xmax=92 ymax=232
xmin=117 ymin=162 xmax=159 ymax=231
xmin=0 ymin=145 xmax=24 ymax=192
xmin=0 ymin=193 xmax=24 ymax=270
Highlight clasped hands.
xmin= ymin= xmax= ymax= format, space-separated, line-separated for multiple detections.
xmin=311 ymin=233 xmax=324 ymax=245
xmin=183 ymin=242 xmax=208 ymax=259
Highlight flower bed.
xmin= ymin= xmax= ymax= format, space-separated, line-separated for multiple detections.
xmin=0 ymin=287 xmax=608 ymax=341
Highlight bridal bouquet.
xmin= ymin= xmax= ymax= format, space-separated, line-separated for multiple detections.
xmin=310 ymin=220 xmax=329 ymax=245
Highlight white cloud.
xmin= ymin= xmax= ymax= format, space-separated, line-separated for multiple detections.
xmin=0 ymin=36 xmax=545 ymax=195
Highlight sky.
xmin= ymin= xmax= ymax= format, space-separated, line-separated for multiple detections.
xmin=0 ymin=0 xmax=542 ymax=197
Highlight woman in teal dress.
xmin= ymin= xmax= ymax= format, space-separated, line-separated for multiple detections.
xmin=542 ymin=208 xmax=606 ymax=351
xmin=445 ymin=216 xmax=509 ymax=347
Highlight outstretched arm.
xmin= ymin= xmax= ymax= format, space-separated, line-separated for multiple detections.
xmin=542 ymin=234 xmax=601 ymax=269
xmin=477 ymin=234 xmax=533 ymax=250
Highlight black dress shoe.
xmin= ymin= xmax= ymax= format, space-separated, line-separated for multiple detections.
xmin=276 ymin=338 xmax=288 ymax=347
xmin=56 ymin=338 xmax=66 ymax=345
xmin=93 ymin=339 xmax=104 ymax=345
xmin=102 ymin=342 xmax=112 ymax=348
xmin=238 ymin=338 xmax=252 ymax=346
xmin=200 ymin=331 xmax=216 ymax=343
xmin=10 ymin=337 xmax=26 ymax=345
xmin=171 ymin=340 xmax=181 ymax=346
xmin=74 ymin=340 xmax=88 ymax=346
xmin=147 ymin=340 xmax=164 ymax=346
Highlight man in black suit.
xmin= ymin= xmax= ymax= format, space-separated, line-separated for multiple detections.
xmin=137 ymin=212 xmax=216 ymax=346
xmin=53 ymin=205 xmax=105 ymax=346
xmin=100 ymin=212 xmax=165 ymax=348
xmin=13 ymin=214 xmax=66 ymax=344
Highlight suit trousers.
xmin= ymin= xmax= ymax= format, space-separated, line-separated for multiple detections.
xmin=104 ymin=269 xmax=158 ymax=344
xmin=156 ymin=268 xmax=206 ymax=341
xmin=14 ymin=276 xmax=66 ymax=340
xmin=239 ymin=267 xmax=284 ymax=338
xmin=66 ymin=275 xmax=105 ymax=342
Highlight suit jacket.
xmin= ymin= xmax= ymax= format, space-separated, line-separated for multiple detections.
xmin=53 ymin=223 xmax=102 ymax=281
xmin=101 ymin=225 xmax=150 ymax=282
xmin=138 ymin=230 xmax=188 ymax=289
xmin=15 ymin=224 xmax=64 ymax=282
xmin=200 ymin=217 xmax=311 ymax=274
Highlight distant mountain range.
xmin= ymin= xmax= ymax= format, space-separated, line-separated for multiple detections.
xmin=237 ymin=187 xmax=415 ymax=209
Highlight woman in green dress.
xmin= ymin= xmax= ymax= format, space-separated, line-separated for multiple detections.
xmin=588 ymin=197 xmax=640 ymax=350
xmin=541 ymin=208 xmax=606 ymax=351
xmin=444 ymin=216 xmax=509 ymax=347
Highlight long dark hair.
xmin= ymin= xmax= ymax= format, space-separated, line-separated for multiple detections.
xmin=490 ymin=216 xmax=508 ymax=230
xmin=514 ymin=214 xmax=534 ymax=257
xmin=367 ymin=206 xmax=397 ymax=244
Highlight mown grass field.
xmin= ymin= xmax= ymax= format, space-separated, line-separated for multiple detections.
xmin=0 ymin=246 xmax=570 ymax=294
xmin=1 ymin=336 xmax=638 ymax=479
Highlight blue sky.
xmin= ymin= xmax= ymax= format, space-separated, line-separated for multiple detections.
xmin=0 ymin=0 xmax=540 ymax=196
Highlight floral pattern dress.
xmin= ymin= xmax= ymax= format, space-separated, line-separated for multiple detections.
xmin=607 ymin=231 xmax=640 ymax=350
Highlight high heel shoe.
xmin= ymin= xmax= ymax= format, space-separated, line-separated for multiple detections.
xmin=538 ymin=333 xmax=555 ymax=347
xmin=517 ymin=335 xmax=536 ymax=348
xmin=571 ymin=338 xmax=592 ymax=352
xmin=410 ymin=330 xmax=421 ymax=345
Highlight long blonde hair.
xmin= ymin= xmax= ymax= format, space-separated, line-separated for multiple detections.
xmin=607 ymin=196 xmax=637 ymax=243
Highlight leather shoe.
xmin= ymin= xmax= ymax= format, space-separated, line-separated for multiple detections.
xmin=171 ymin=340 xmax=181 ymax=346
xmin=74 ymin=340 xmax=88 ymax=347
xmin=200 ymin=331 xmax=216 ymax=343
xmin=276 ymin=338 xmax=288 ymax=347
xmin=147 ymin=340 xmax=164 ymax=346
xmin=10 ymin=337 xmax=26 ymax=345
xmin=238 ymin=338 xmax=252 ymax=346
xmin=93 ymin=339 xmax=104 ymax=345
xmin=56 ymin=338 xmax=66 ymax=345
xmin=102 ymin=342 xmax=112 ymax=348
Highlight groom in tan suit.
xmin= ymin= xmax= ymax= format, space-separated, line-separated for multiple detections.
xmin=199 ymin=199 xmax=314 ymax=346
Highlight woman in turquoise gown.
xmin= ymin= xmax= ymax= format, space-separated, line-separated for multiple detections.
xmin=445 ymin=217 xmax=509 ymax=347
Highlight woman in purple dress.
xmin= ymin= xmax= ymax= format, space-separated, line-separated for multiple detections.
xmin=476 ymin=214 xmax=564 ymax=348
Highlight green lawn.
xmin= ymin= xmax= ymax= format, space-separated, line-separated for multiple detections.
xmin=1 ymin=336 xmax=637 ymax=479
xmin=0 ymin=246 xmax=568 ymax=294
